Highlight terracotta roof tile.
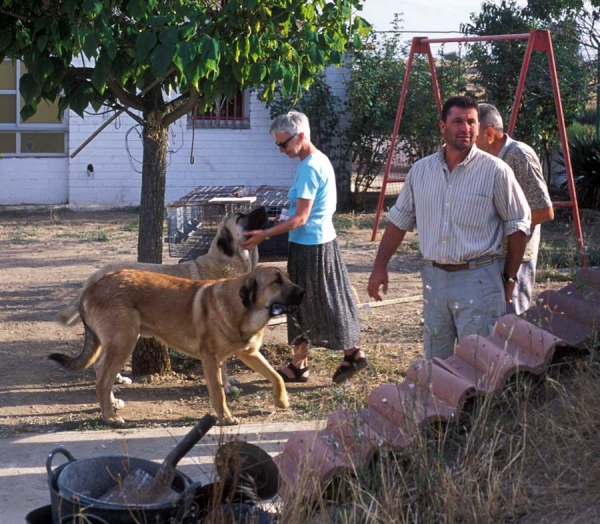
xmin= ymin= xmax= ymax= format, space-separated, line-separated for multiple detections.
xmin=275 ymin=267 xmax=600 ymax=499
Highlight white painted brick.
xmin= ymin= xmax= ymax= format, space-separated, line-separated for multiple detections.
xmin=1 ymin=65 xmax=347 ymax=208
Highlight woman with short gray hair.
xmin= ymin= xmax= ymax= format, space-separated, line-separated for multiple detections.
xmin=242 ymin=110 xmax=368 ymax=383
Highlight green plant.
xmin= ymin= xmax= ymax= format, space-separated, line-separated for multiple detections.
xmin=567 ymin=122 xmax=595 ymax=143
xmin=123 ymin=218 xmax=139 ymax=232
xmin=8 ymin=229 xmax=32 ymax=243
xmin=343 ymin=16 xmax=406 ymax=206
xmin=463 ymin=0 xmax=592 ymax=172
xmin=333 ymin=212 xmax=380 ymax=231
xmin=558 ymin=133 xmax=600 ymax=210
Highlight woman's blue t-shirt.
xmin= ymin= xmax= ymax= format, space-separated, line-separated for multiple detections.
xmin=288 ymin=151 xmax=337 ymax=245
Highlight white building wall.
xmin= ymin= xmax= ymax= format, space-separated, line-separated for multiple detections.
xmin=0 ymin=65 xmax=348 ymax=209
xmin=0 ymin=157 xmax=68 ymax=206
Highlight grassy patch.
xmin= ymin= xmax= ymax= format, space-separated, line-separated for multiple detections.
xmin=334 ymin=212 xmax=386 ymax=231
xmin=7 ymin=228 xmax=35 ymax=243
xmin=122 ymin=217 xmax=139 ymax=232
xmin=54 ymin=228 xmax=109 ymax=242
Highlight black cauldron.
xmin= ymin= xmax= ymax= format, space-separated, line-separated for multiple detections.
xmin=46 ymin=447 xmax=200 ymax=524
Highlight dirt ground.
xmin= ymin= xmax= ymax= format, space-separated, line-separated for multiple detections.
xmin=0 ymin=207 xmax=595 ymax=436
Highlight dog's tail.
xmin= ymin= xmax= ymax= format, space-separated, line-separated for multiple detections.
xmin=48 ymin=322 xmax=101 ymax=371
xmin=57 ymin=305 xmax=81 ymax=326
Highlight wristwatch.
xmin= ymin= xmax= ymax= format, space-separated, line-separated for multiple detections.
xmin=503 ymin=272 xmax=518 ymax=284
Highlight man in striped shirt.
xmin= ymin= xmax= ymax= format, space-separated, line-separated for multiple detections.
xmin=367 ymin=96 xmax=531 ymax=360
xmin=477 ymin=103 xmax=554 ymax=315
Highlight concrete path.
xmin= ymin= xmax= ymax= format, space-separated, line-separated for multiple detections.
xmin=2 ymin=420 xmax=324 ymax=523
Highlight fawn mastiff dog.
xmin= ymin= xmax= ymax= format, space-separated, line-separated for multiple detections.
xmin=49 ymin=266 xmax=304 ymax=426
xmin=57 ymin=206 xmax=269 ymax=387
xmin=57 ymin=206 xmax=269 ymax=327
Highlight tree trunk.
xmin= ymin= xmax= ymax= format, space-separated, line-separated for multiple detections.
xmin=334 ymin=146 xmax=354 ymax=212
xmin=138 ymin=117 xmax=168 ymax=264
xmin=132 ymin=337 xmax=172 ymax=376
xmin=132 ymin=111 xmax=171 ymax=377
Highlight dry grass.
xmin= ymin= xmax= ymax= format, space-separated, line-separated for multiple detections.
xmin=275 ymin=359 xmax=600 ymax=524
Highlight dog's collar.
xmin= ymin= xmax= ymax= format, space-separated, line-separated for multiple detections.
xmin=269 ymin=304 xmax=285 ymax=316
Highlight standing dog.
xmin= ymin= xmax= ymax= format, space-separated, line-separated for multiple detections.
xmin=49 ymin=266 xmax=304 ymax=426
xmin=57 ymin=206 xmax=269 ymax=386
xmin=57 ymin=206 xmax=269 ymax=327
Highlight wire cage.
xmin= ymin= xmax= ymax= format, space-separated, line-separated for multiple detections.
xmin=166 ymin=185 xmax=290 ymax=260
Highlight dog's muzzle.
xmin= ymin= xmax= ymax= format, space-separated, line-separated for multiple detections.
xmin=269 ymin=286 xmax=305 ymax=317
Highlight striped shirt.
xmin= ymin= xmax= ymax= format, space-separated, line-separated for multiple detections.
xmin=387 ymin=145 xmax=530 ymax=264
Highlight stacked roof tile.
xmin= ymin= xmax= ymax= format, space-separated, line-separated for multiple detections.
xmin=275 ymin=267 xmax=600 ymax=499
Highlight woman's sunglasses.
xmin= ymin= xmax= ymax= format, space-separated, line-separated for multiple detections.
xmin=275 ymin=134 xmax=297 ymax=149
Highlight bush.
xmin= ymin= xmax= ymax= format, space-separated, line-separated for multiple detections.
xmin=559 ymin=134 xmax=600 ymax=210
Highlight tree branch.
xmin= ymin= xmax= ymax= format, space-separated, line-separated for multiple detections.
xmin=162 ymin=86 xmax=200 ymax=127
xmin=101 ymin=98 xmax=146 ymax=125
xmin=107 ymin=77 xmax=146 ymax=112
xmin=0 ymin=8 xmax=33 ymax=22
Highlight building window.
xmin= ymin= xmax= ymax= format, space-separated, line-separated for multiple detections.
xmin=0 ymin=60 xmax=67 ymax=156
xmin=189 ymin=89 xmax=250 ymax=129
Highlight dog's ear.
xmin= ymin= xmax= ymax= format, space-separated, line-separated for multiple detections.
xmin=246 ymin=206 xmax=269 ymax=230
xmin=216 ymin=226 xmax=235 ymax=257
xmin=239 ymin=276 xmax=258 ymax=309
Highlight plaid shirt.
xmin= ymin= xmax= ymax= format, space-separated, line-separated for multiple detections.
xmin=387 ymin=145 xmax=530 ymax=264
xmin=499 ymin=136 xmax=552 ymax=262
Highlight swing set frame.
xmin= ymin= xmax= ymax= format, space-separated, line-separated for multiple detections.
xmin=370 ymin=30 xmax=585 ymax=261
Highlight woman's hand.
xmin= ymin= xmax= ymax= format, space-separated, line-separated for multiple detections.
xmin=242 ymin=229 xmax=269 ymax=250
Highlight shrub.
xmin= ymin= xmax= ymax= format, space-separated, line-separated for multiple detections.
xmin=559 ymin=134 xmax=600 ymax=210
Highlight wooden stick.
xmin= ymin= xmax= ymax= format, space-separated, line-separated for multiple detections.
xmin=267 ymin=295 xmax=422 ymax=326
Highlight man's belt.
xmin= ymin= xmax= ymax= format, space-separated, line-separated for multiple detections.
xmin=431 ymin=256 xmax=501 ymax=272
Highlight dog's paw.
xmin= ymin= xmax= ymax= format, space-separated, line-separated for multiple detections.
xmin=115 ymin=374 xmax=132 ymax=385
xmin=275 ymin=397 xmax=290 ymax=409
xmin=104 ymin=414 xmax=125 ymax=426
xmin=112 ymin=398 xmax=125 ymax=410
xmin=218 ymin=417 xmax=239 ymax=426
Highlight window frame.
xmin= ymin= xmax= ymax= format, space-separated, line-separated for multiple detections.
xmin=188 ymin=89 xmax=250 ymax=129
xmin=0 ymin=59 xmax=68 ymax=157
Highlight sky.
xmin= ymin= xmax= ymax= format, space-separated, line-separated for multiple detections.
xmin=359 ymin=0 xmax=527 ymax=38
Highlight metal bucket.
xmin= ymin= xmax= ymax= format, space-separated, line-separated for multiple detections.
xmin=25 ymin=505 xmax=53 ymax=524
xmin=26 ymin=505 xmax=112 ymax=524
xmin=47 ymin=447 xmax=199 ymax=524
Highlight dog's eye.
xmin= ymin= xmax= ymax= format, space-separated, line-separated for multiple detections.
xmin=274 ymin=273 xmax=283 ymax=285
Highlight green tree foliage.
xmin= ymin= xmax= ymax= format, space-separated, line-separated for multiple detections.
xmin=264 ymin=73 xmax=349 ymax=206
xmin=344 ymin=17 xmax=467 ymax=207
xmin=0 ymin=0 xmax=370 ymax=257
xmin=527 ymin=0 xmax=600 ymax=59
xmin=344 ymin=21 xmax=405 ymax=207
xmin=0 ymin=0 xmax=369 ymax=374
xmin=462 ymin=0 xmax=592 ymax=171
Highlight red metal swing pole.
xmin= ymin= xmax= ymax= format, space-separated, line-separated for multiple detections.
xmin=370 ymin=30 xmax=585 ymax=265
xmin=370 ymin=37 xmax=420 ymax=241
xmin=371 ymin=37 xmax=442 ymax=241
xmin=509 ymin=30 xmax=585 ymax=262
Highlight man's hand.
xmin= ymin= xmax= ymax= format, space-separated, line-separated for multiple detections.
xmin=367 ymin=222 xmax=407 ymax=302
xmin=367 ymin=267 xmax=389 ymax=302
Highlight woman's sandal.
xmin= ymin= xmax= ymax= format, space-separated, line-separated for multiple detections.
xmin=277 ymin=362 xmax=309 ymax=383
xmin=332 ymin=349 xmax=369 ymax=384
